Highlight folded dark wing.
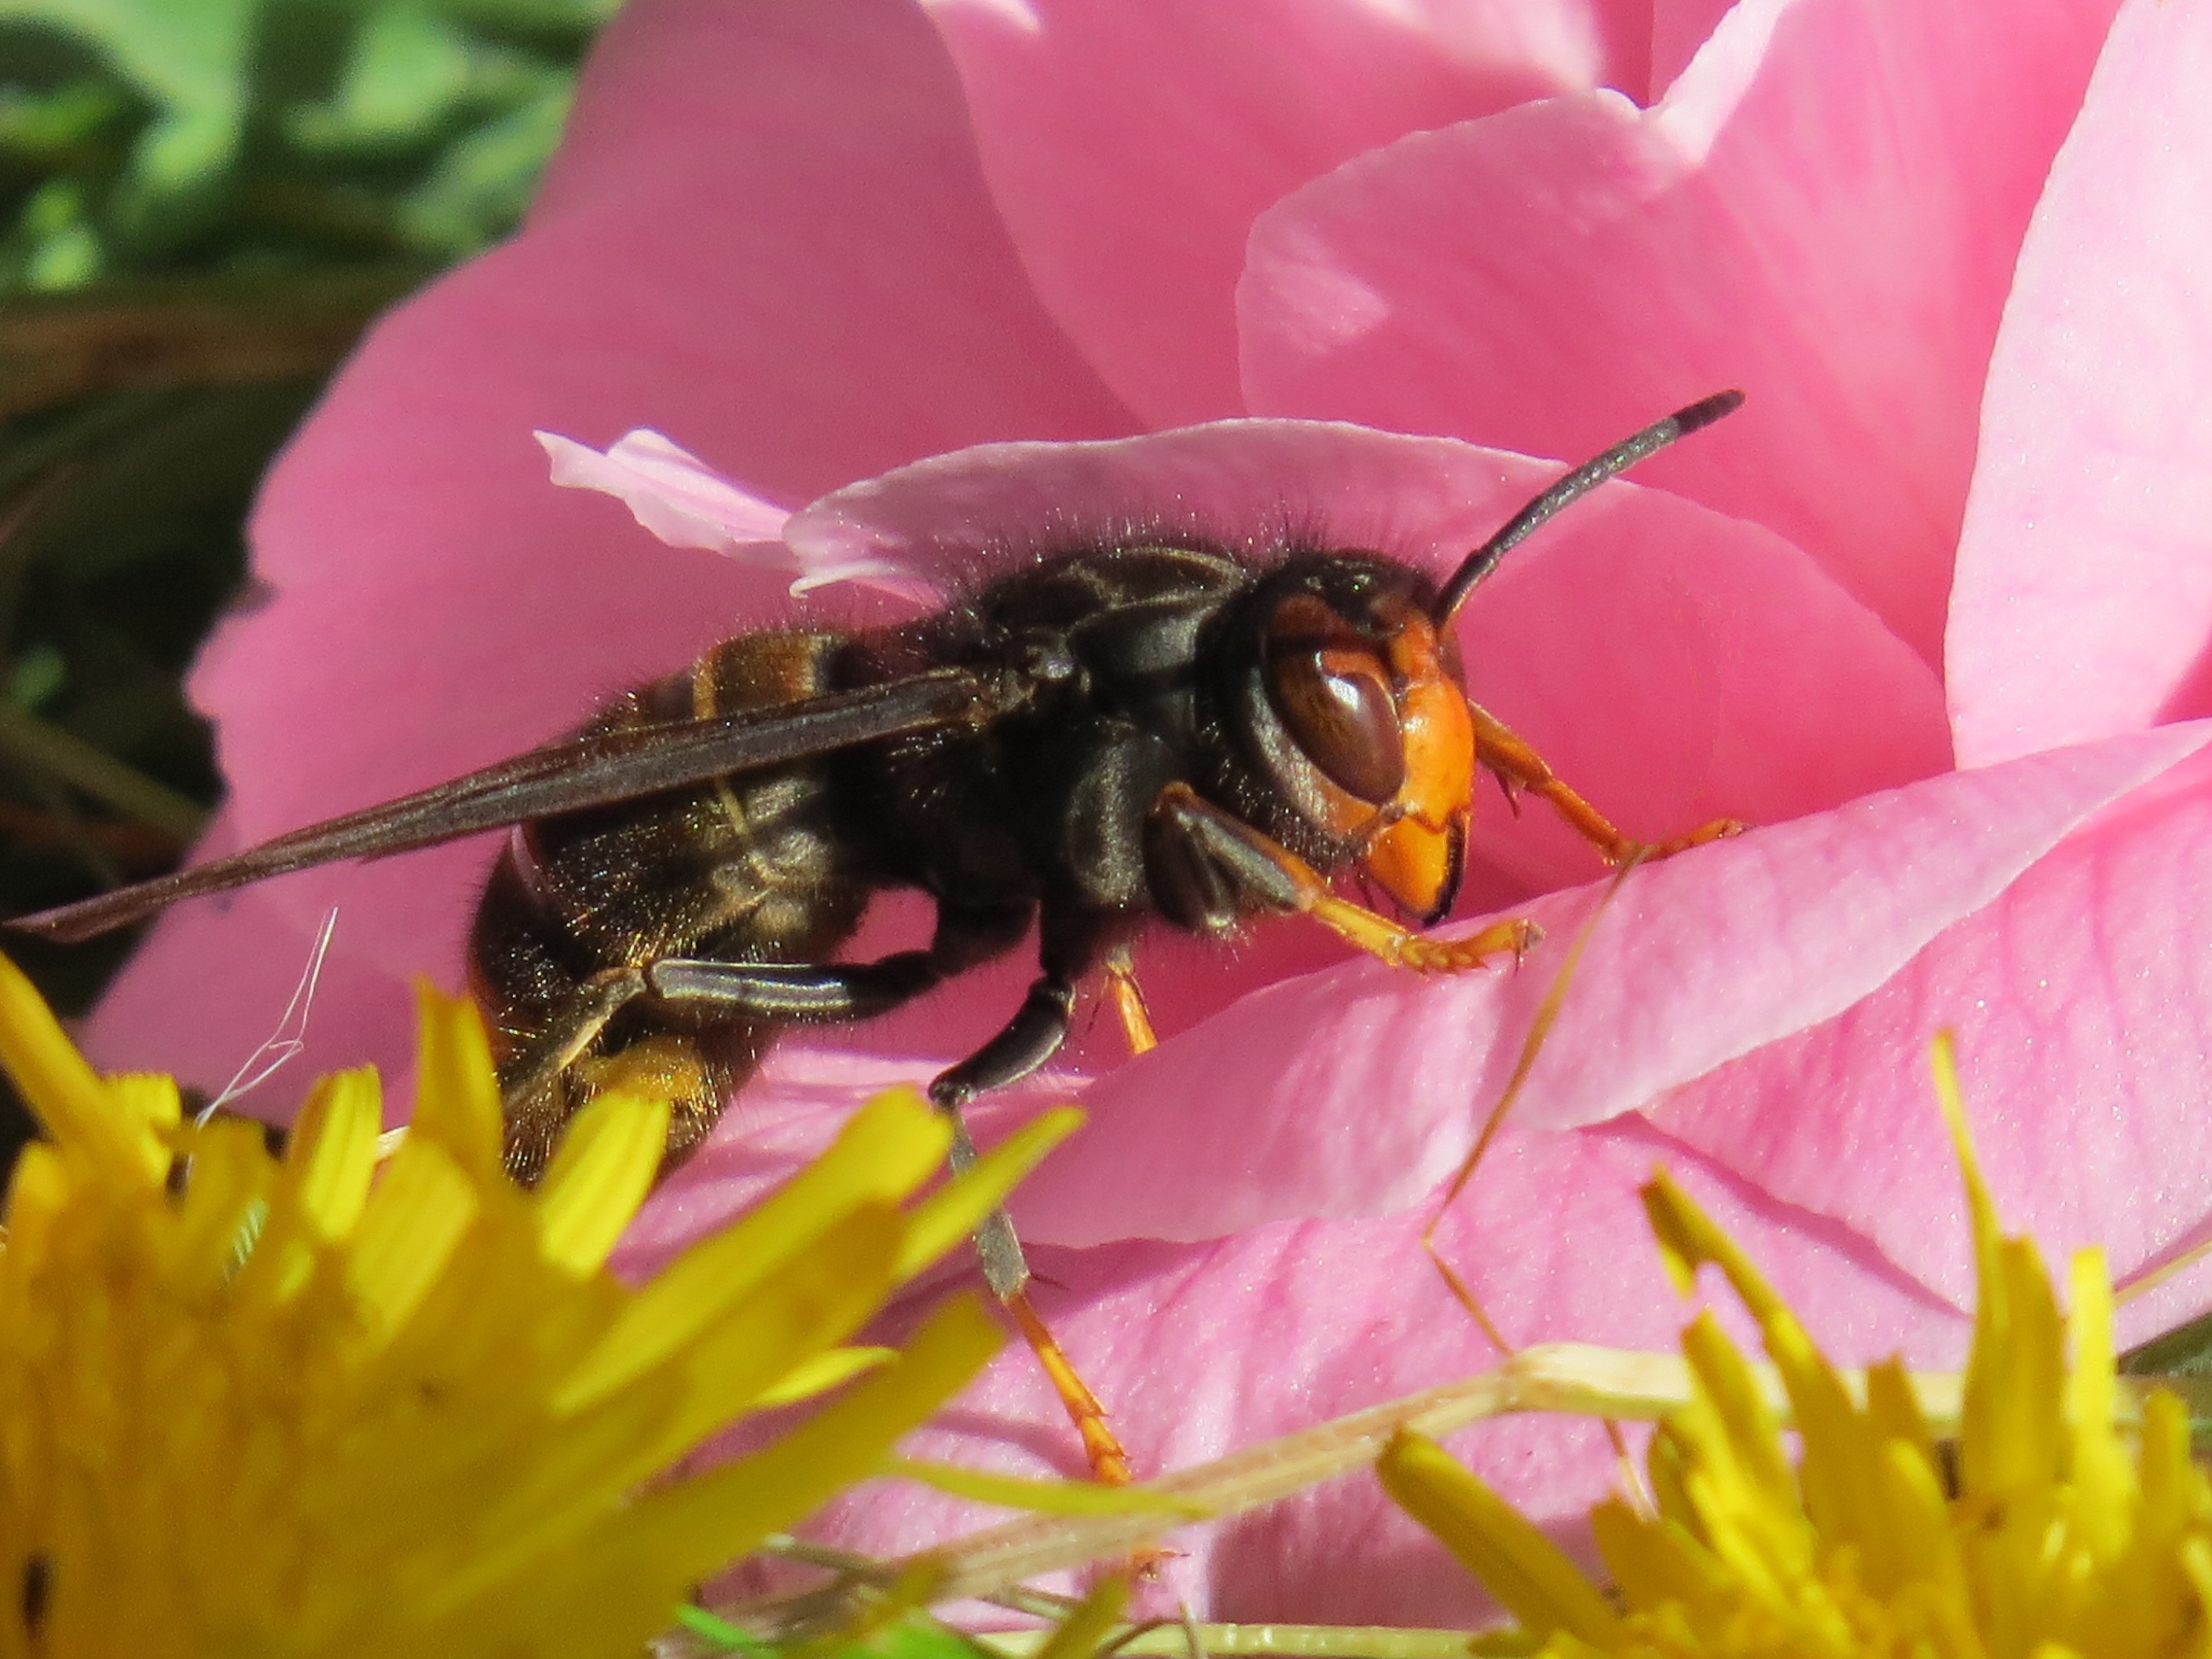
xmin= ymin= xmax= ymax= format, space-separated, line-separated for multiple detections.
xmin=11 ymin=666 xmax=1017 ymax=943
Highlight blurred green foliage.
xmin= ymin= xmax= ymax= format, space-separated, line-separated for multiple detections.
xmin=0 ymin=0 xmax=613 ymax=281
xmin=0 ymin=0 xmax=615 ymax=1149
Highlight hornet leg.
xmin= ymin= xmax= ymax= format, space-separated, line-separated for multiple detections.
xmin=641 ymin=902 xmax=1033 ymax=1022
xmin=1101 ymin=942 xmax=1158 ymax=1055
xmin=646 ymin=903 xmax=1137 ymax=1486
xmin=1151 ymin=783 xmax=1537 ymax=970
xmin=928 ymin=909 xmax=1137 ymax=1487
xmin=1462 ymin=699 xmax=1743 ymax=862
xmin=500 ymin=904 xmax=1029 ymax=1179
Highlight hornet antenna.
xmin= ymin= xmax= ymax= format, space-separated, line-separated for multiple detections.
xmin=1431 ymin=389 xmax=1745 ymax=628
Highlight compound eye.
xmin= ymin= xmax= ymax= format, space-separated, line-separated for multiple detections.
xmin=1266 ymin=601 xmax=1406 ymax=804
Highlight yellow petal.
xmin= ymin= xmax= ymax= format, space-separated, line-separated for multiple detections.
xmin=1677 ymin=1315 xmax=1796 ymax=1514
xmin=1591 ymin=1498 xmax=1728 ymax=1615
xmin=429 ymin=1296 xmax=1001 ymax=1628
xmin=0 ymin=1140 xmax=68 ymax=1275
xmin=104 ymin=1071 xmax=181 ymax=1137
xmin=346 ymin=1136 xmax=482 ymax=1340
xmin=1031 ymin=1576 xmax=1129 ymax=1659
xmin=2138 ymin=1390 xmax=2207 ymax=1541
xmin=2064 ymin=1251 xmax=2126 ymax=1514
xmin=560 ymin=1090 xmax=949 ymax=1404
xmin=751 ymin=1345 xmax=895 ymax=1407
xmin=533 ymin=1088 xmax=671 ymax=1277
xmin=1964 ymin=1234 xmax=2065 ymax=1500
xmin=0 ymin=948 xmax=161 ymax=1180
xmin=284 ymin=1065 xmax=383 ymax=1240
xmin=1376 ymin=1432 xmax=1621 ymax=1648
xmin=619 ymin=1294 xmax=1001 ymax=1568
xmin=1870 ymin=1438 xmax=1961 ymax=1602
xmin=1641 ymin=1170 xmax=1788 ymax=1327
xmin=2177 ymin=1537 xmax=2212 ymax=1646
xmin=1863 ymin=1358 xmax=1939 ymax=1471
xmin=1936 ymin=1033 xmax=2067 ymax=1505
xmin=1933 ymin=1027 xmax=2009 ymax=1346
xmin=557 ymin=1203 xmax=907 ymax=1473
xmin=408 ymin=982 xmax=507 ymax=1184
xmin=614 ymin=1212 xmax=915 ymax=1478
xmin=1758 ymin=1315 xmax=1873 ymax=1550
xmin=163 ymin=1116 xmax=274 ymax=1298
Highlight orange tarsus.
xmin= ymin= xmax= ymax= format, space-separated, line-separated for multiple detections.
xmin=1103 ymin=947 xmax=1159 ymax=1056
xmin=1005 ymin=1289 xmax=1136 ymax=1488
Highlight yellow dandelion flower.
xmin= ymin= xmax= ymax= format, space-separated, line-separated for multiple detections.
xmin=0 ymin=949 xmax=1079 ymax=1659
xmin=1379 ymin=1033 xmax=2212 ymax=1659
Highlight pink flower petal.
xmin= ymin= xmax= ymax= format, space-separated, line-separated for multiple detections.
xmin=921 ymin=0 xmax=1656 ymax=427
xmin=1238 ymin=0 xmax=2122 ymax=660
xmin=1646 ymin=739 xmax=2212 ymax=1341
xmin=690 ymin=1118 xmax=1961 ymax=1624
xmin=1448 ymin=472 xmax=1950 ymax=895
xmin=789 ymin=419 xmax=1543 ymax=581
xmin=1650 ymin=0 xmax=1737 ymax=93
xmin=538 ymin=428 xmax=940 ymax=602
xmin=537 ymin=428 xmax=792 ymax=551
xmin=1010 ymin=721 xmax=2212 ymax=1248
xmin=1948 ymin=0 xmax=2212 ymax=766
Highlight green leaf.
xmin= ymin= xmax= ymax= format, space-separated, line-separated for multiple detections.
xmin=675 ymin=1605 xmax=771 ymax=1654
xmin=829 ymin=1613 xmax=991 ymax=1659
xmin=2121 ymin=1309 xmax=2212 ymax=1379
xmin=0 ymin=265 xmax=430 ymax=417
xmin=398 ymin=77 xmax=568 ymax=252
xmin=0 ymin=0 xmax=251 ymax=129
xmin=287 ymin=3 xmax=546 ymax=156
xmin=419 ymin=0 xmax=621 ymax=33
xmin=0 ymin=79 xmax=133 ymax=156
xmin=17 ymin=178 xmax=103 ymax=288
xmin=0 ymin=0 xmax=254 ymax=240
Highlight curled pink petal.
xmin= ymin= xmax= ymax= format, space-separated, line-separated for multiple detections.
xmin=537 ymin=428 xmax=793 ymax=551
xmin=1646 ymin=738 xmax=2212 ymax=1346
xmin=538 ymin=427 xmax=941 ymax=602
xmin=1650 ymin=0 xmax=1738 ymax=93
xmin=1239 ymin=0 xmax=2122 ymax=660
xmin=1011 ymin=721 xmax=2212 ymax=1248
xmin=1949 ymin=0 xmax=2212 ymax=765
xmin=921 ymin=0 xmax=1656 ymax=427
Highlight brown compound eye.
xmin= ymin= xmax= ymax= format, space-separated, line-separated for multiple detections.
xmin=1265 ymin=596 xmax=1406 ymax=804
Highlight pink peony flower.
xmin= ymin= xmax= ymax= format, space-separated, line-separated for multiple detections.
xmin=82 ymin=0 xmax=2212 ymax=1624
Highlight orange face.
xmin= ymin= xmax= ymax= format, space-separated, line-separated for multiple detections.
xmin=1362 ymin=613 xmax=1474 ymax=919
xmin=1263 ymin=594 xmax=1476 ymax=924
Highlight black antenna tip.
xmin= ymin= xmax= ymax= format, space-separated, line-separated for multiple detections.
xmin=1672 ymin=389 xmax=1745 ymax=436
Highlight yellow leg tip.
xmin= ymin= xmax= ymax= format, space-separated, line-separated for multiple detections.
xmin=1007 ymin=1291 xmax=1137 ymax=1486
xmin=1617 ymin=816 xmax=1747 ymax=863
xmin=1393 ymin=916 xmax=1541 ymax=974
